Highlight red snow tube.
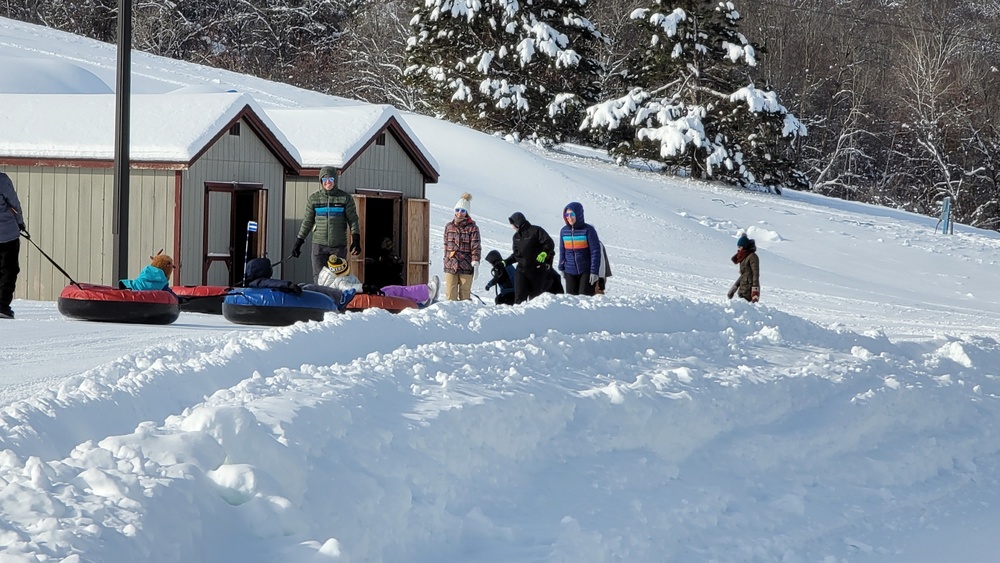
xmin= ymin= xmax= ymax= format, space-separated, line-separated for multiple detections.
xmin=171 ymin=285 xmax=231 ymax=315
xmin=57 ymin=283 xmax=180 ymax=324
xmin=345 ymin=293 xmax=419 ymax=313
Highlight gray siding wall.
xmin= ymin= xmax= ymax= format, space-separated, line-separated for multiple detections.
xmin=179 ymin=119 xmax=286 ymax=285
xmin=2 ymin=165 xmax=174 ymax=302
xmin=283 ymin=175 xmax=316 ymax=284
xmin=341 ymin=132 xmax=425 ymax=199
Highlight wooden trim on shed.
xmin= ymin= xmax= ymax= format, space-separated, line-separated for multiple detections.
xmin=186 ymin=106 xmax=300 ymax=173
xmin=0 ymin=157 xmax=186 ymax=170
xmin=338 ymin=116 xmax=439 ymax=183
xmin=173 ymin=171 xmax=183 ymax=283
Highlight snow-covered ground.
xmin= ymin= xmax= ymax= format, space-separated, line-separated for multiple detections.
xmin=4 ymin=15 xmax=1000 ymax=563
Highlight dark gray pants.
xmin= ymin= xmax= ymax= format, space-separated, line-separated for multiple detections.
xmin=311 ymin=243 xmax=347 ymax=282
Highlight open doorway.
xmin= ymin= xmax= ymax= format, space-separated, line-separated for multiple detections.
xmin=355 ymin=190 xmax=403 ymax=287
xmin=203 ymin=182 xmax=268 ymax=286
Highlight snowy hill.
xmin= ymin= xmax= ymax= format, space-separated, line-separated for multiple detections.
xmin=3 ymin=16 xmax=1000 ymax=563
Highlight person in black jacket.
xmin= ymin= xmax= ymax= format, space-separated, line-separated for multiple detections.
xmin=504 ymin=212 xmax=555 ymax=304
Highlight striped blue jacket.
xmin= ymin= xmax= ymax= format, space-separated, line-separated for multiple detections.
xmin=558 ymin=202 xmax=602 ymax=276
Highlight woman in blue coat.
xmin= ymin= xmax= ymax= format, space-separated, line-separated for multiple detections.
xmin=558 ymin=202 xmax=602 ymax=296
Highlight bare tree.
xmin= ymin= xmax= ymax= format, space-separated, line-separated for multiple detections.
xmin=333 ymin=0 xmax=419 ymax=109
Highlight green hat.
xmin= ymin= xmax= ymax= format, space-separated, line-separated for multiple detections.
xmin=318 ymin=166 xmax=338 ymax=183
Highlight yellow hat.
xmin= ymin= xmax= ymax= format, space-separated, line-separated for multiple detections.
xmin=327 ymin=255 xmax=350 ymax=276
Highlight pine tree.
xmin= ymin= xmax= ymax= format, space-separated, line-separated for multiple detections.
xmin=405 ymin=0 xmax=605 ymax=141
xmin=582 ymin=0 xmax=806 ymax=191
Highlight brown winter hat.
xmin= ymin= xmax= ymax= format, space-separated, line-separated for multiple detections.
xmin=151 ymin=253 xmax=175 ymax=276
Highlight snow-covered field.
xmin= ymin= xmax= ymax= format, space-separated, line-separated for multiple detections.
xmin=4 ymin=15 xmax=1000 ymax=563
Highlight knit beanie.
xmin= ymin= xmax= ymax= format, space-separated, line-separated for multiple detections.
xmin=327 ymin=255 xmax=350 ymax=276
xmin=736 ymin=233 xmax=750 ymax=248
xmin=150 ymin=253 xmax=174 ymax=276
xmin=454 ymin=192 xmax=472 ymax=214
xmin=318 ymin=166 xmax=338 ymax=183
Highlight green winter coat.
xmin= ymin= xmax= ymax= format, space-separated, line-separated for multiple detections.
xmin=297 ymin=188 xmax=360 ymax=248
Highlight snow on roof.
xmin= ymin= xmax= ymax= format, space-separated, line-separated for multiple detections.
xmin=0 ymin=92 xmax=299 ymax=163
xmin=0 ymin=55 xmax=112 ymax=94
xmin=265 ymin=104 xmax=439 ymax=173
xmin=0 ymin=17 xmax=436 ymax=174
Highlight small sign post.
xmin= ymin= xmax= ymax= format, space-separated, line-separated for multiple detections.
xmin=243 ymin=220 xmax=258 ymax=285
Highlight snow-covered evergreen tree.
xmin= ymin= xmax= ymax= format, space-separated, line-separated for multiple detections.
xmin=405 ymin=0 xmax=605 ymax=141
xmin=582 ymin=0 xmax=806 ymax=191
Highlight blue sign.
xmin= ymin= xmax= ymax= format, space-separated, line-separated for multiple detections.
xmin=247 ymin=220 xmax=258 ymax=233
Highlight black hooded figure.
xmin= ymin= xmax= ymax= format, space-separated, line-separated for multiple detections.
xmin=484 ymin=249 xmax=516 ymax=305
xmin=505 ymin=212 xmax=555 ymax=304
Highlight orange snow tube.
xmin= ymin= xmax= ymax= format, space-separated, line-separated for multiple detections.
xmin=345 ymin=293 xmax=419 ymax=313
xmin=170 ymin=285 xmax=231 ymax=314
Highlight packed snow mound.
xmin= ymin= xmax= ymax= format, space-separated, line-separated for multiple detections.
xmin=3 ymin=296 xmax=1000 ymax=562
xmin=0 ymin=56 xmax=111 ymax=93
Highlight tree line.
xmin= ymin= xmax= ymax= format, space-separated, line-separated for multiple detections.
xmin=4 ymin=0 xmax=1000 ymax=229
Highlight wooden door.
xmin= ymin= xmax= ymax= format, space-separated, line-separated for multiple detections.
xmin=404 ymin=198 xmax=430 ymax=284
xmin=350 ymin=194 xmax=367 ymax=282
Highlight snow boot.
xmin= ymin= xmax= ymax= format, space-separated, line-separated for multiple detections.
xmin=423 ymin=275 xmax=440 ymax=306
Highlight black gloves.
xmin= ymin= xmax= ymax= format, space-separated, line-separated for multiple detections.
xmin=18 ymin=224 xmax=29 ymax=240
xmin=350 ymin=233 xmax=361 ymax=256
xmin=291 ymin=238 xmax=305 ymax=258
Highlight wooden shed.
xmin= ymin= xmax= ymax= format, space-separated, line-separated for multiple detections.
xmin=0 ymin=93 xmax=440 ymax=302
xmin=0 ymin=92 xmax=299 ymax=301
xmin=267 ymin=105 xmax=439 ymax=287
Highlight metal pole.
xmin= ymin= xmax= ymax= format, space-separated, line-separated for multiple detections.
xmin=112 ymin=0 xmax=132 ymax=282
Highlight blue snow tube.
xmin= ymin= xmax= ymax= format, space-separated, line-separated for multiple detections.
xmin=222 ymin=288 xmax=336 ymax=326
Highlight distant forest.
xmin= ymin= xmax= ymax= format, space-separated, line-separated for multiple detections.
xmin=5 ymin=0 xmax=1000 ymax=230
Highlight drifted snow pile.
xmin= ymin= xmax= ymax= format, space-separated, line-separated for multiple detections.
xmin=2 ymin=296 xmax=1000 ymax=562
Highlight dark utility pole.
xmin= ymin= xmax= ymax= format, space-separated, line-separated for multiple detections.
xmin=112 ymin=0 xmax=132 ymax=282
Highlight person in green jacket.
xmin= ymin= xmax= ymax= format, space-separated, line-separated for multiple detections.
xmin=291 ymin=166 xmax=361 ymax=281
